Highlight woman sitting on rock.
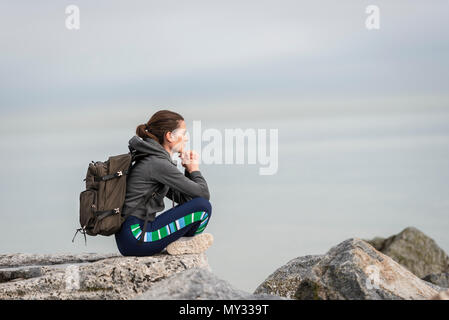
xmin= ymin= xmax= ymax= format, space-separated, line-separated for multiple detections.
xmin=115 ymin=110 xmax=213 ymax=256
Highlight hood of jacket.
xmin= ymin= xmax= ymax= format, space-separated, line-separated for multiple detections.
xmin=128 ymin=135 xmax=177 ymax=166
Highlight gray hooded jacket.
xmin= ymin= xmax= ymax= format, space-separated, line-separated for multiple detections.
xmin=123 ymin=135 xmax=210 ymax=222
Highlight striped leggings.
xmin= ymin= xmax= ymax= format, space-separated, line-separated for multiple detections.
xmin=114 ymin=197 xmax=212 ymax=256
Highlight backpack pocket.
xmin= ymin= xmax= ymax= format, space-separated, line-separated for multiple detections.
xmin=79 ymin=189 xmax=97 ymax=231
xmin=92 ymin=209 xmax=123 ymax=236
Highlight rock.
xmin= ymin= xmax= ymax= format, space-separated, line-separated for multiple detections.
xmin=254 ymin=238 xmax=440 ymax=300
xmin=136 ymin=268 xmax=288 ymax=300
xmin=0 ymin=253 xmax=120 ymax=268
xmin=365 ymin=237 xmax=386 ymax=251
xmin=430 ymin=289 xmax=449 ymax=300
xmin=422 ymin=272 xmax=449 ymax=289
xmin=364 ymin=227 xmax=449 ymax=278
xmin=253 ymin=254 xmax=324 ymax=299
xmin=0 ymin=266 xmax=43 ymax=283
xmin=0 ymin=252 xmax=210 ymax=299
xmin=421 ymin=279 xmax=447 ymax=293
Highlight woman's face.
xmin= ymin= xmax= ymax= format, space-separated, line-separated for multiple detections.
xmin=169 ymin=120 xmax=188 ymax=153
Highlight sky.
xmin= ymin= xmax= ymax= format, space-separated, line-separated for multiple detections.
xmin=1 ymin=1 xmax=448 ymax=115
xmin=0 ymin=1 xmax=448 ymax=293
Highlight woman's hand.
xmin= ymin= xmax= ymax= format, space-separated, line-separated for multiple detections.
xmin=179 ymin=150 xmax=200 ymax=173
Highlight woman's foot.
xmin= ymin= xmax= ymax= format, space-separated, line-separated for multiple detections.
xmin=166 ymin=233 xmax=214 ymax=255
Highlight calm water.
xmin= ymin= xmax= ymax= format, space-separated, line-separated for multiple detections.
xmin=1 ymin=110 xmax=448 ymax=293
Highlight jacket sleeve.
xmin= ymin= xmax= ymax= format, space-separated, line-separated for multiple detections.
xmin=165 ymin=170 xmax=193 ymax=201
xmin=166 ymin=187 xmax=196 ymax=205
xmin=151 ymin=158 xmax=210 ymax=201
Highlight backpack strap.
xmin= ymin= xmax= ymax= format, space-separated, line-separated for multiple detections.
xmin=132 ymin=190 xmax=157 ymax=245
xmin=95 ymin=208 xmax=120 ymax=220
xmin=94 ymin=170 xmax=129 ymax=182
xmin=138 ymin=212 xmax=150 ymax=245
xmin=136 ymin=188 xmax=177 ymax=244
xmin=71 ymin=227 xmax=88 ymax=246
xmin=121 ymin=190 xmax=156 ymax=220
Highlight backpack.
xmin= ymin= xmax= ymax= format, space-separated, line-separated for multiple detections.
xmin=72 ymin=146 xmax=155 ymax=245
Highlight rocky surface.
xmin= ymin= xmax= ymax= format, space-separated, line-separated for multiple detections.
xmin=0 ymin=252 xmax=284 ymax=300
xmin=421 ymin=272 xmax=449 ymax=289
xmin=2 ymin=226 xmax=448 ymax=300
xmin=364 ymin=227 xmax=449 ymax=279
xmin=254 ymin=238 xmax=442 ymax=300
xmin=136 ymin=268 xmax=288 ymax=300
xmin=0 ymin=252 xmax=210 ymax=299
xmin=0 ymin=253 xmax=120 ymax=268
xmin=430 ymin=289 xmax=449 ymax=300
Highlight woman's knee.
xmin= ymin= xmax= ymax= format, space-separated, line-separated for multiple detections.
xmin=192 ymin=196 xmax=212 ymax=215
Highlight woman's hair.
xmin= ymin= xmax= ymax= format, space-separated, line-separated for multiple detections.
xmin=136 ymin=110 xmax=184 ymax=145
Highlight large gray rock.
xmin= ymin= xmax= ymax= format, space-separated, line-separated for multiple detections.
xmin=136 ymin=268 xmax=287 ymax=300
xmin=364 ymin=227 xmax=449 ymax=278
xmin=253 ymin=254 xmax=324 ymax=299
xmin=0 ymin=252 xmax=210 ymax=299
xmin=254 ymin=238 xmax=441 ymax=300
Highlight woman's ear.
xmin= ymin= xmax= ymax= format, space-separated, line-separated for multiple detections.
xmin=165 ymin=131 xmax=174 ymax=144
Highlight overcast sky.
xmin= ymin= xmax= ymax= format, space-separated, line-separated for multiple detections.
xmin=1 ymin=0 xmax=448 ymax=122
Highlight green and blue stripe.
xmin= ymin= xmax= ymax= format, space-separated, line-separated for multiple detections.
xmin=130 ymin=211 xmax=210 ymax=243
